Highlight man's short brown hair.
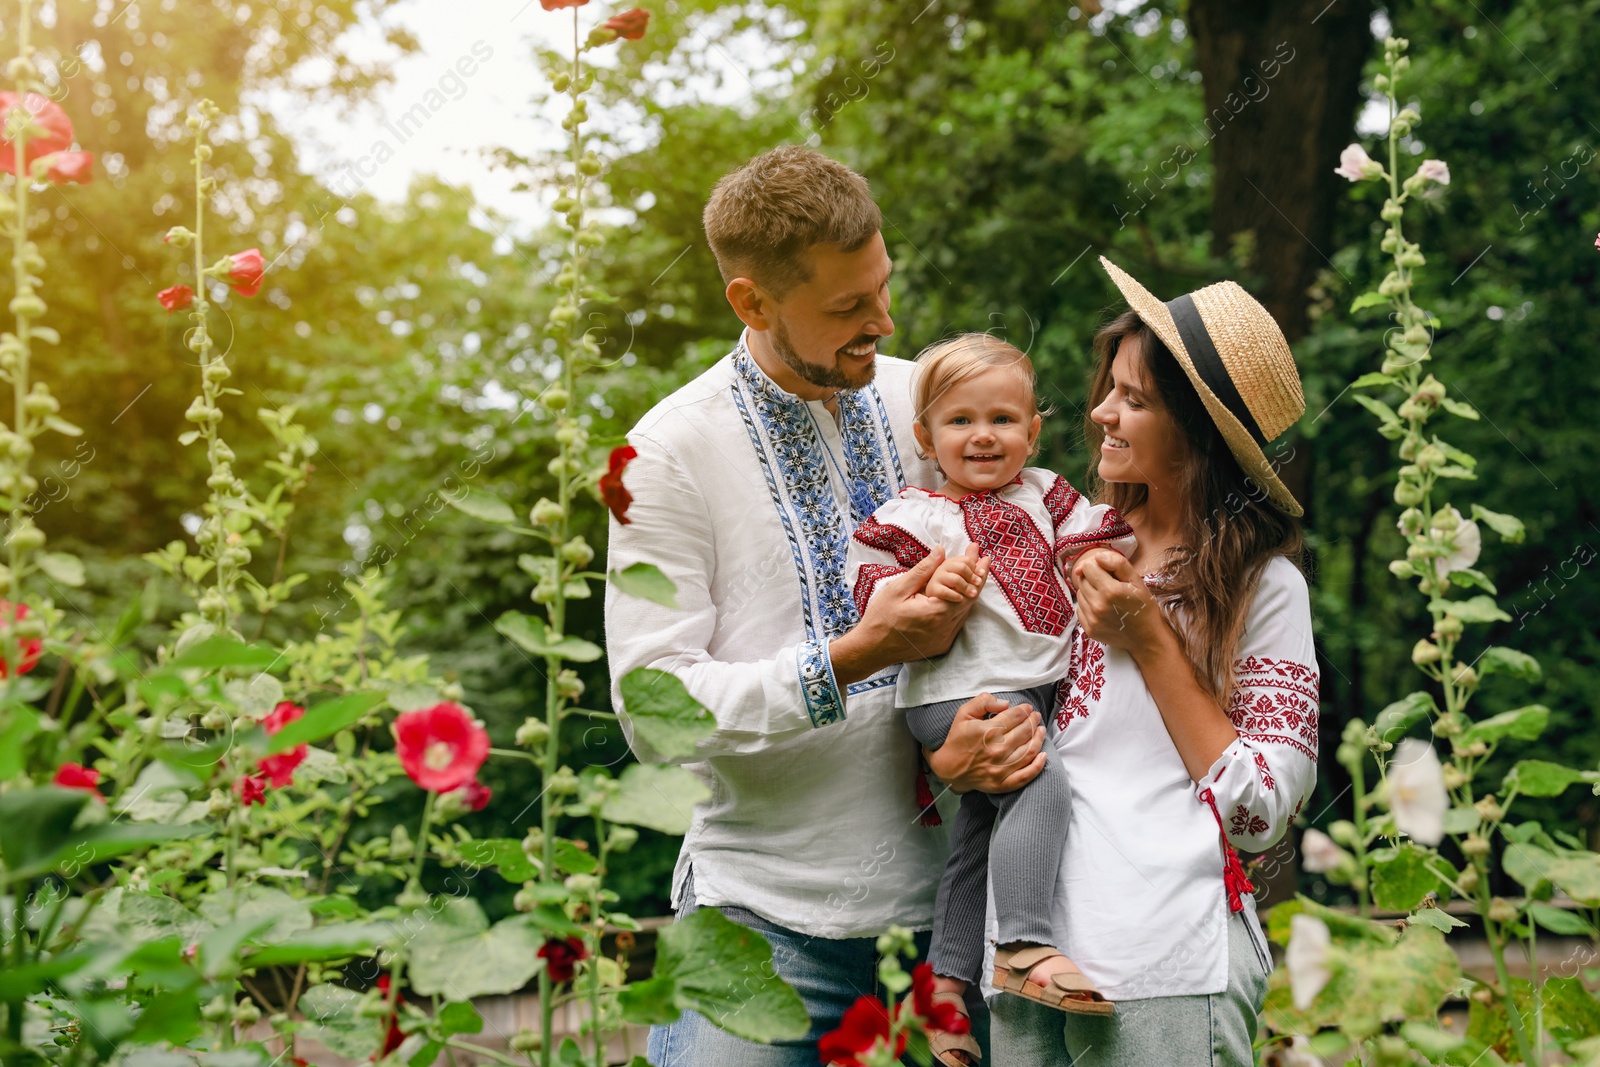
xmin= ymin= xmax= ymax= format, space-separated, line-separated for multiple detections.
xmin=703 ymin=145 xmax=882 ymax=299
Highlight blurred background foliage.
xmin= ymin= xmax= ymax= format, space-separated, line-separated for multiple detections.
xmin=3 ymin=0 xmax=1596 ymax=916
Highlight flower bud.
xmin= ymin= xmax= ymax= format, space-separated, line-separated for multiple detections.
xmin=1458 ymin=865 xmax=1480 ymax=892
xmin=550 ymin=72 xmax=571 ymax=93
xmin=530 ymin=498 xmax=564 ymax=526
xmin=510 ymin=1029 xmax=543 ymax=1052
xmin=1462 ymin=834 xmax=1491 ymax=858
xmin=578 ymin=153 xmax=602 ymax=176
xmin=1417 ymin=375 xmax=1446 ymax=403
xmin=1437 ymin=614 xmax=1463 ymax=638
xmin=548 ymin=767 xmax=580 ymax=796
xmin=396 ymin=881 xmax=430 ymax=909
xmin=1397 ymin=507 xmax=1425 ymax=536
xmin=389 ymin=824 xmax=414 ymax=860
xmin=521 ymin=828 xmax=545 ymax=860
xmin=1429 ymin=506 xmax=1459 ymax=533
xmin=515 ymin=718 xmax=551 ymax=748
xmin=201 ymin=707 xmax=229 ymax=730
xmin=565 ymin=873 xmax=599 ymax=895
xmin=1414 ymin=444 xmax=1446 ymax=472
xmin=1443 ymin=764 xmax=1468 ymax=789
xmin=1487 ymin=897 xmax=1517 ymax=923
xmin=1328 ymin=820 xmax=1360 ymax=848
xmin=9 ymin=292 xmax=46 ymax=319
xmin=1430 ymin=713 xmax=1462 ymax=737
xmin=551 ymin=196 xmax=574 ymax=214
xmin=606 ymin=826 xmax=638 ymax=853
xmin=1450 ymin=664 xmax=1478 ymax=690
xmin=1394 ymin=481 xmax=1424 ymax=506
xmin=1462 ymin=740 xmax=1488 ymax=757
xmin=8 ymin=524 xmax=45 ymax=552
xmin=543 ymin=387 xmax=570 ymax=410
xmin=201 ymin=995 xmax=230 ymax=1022
xmin=1411 ymin=639 xmax=1441 ymax=665
xmin=560 ymin=537 xmax=594 ymax=567
xmin=556 ymin=669 xmax=584 ymax=700
xmin=1398 ymin=438 xmax=1419 ymax=462
xmin=1396 ymin=399 xmax=1427 ymax=422
xmin=233 ymin=999 xmax=261 ymax=1026
xmin=1474 ymin=794 xmax=1504 ymax=823
xmin=1388 ymin=559 xmax=1416 ymax=579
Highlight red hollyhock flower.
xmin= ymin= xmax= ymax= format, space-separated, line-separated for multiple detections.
xmin=910 ymin=963 xmax=970 ymax=1035
xmin=39 ymin=150 xmax=93 ymax=184
xmin=52 ymin=762 xmax=102 ymax=796
xmin=457 ymin=778 xmax=492 ymax=812
xmin=0 ymin=600 xmax=42 ymax=678
xmin=234 ymin=772 xmax=268 ymax=806
xmin=818 ymin=996 xmax=903 ymax=1067
xmin=221 ymin=248 xmax=265 ymax=298
xmin=158 ymin=285 xmax=194 ymax=312
xmin=599 ymin=445 xmax=637 ymax=525
xmin=256 ymin=746 xmax=308 ymax=789
xmin=373 ymin=975 xmax=405 ymax=1060
xmin=263 ymin=701 xmax=304 ymax=735
xmin=393 ymin=702 xmax=490 ymax=792
xmin=602 ymin=8 xmax=650 ymax=39
xmin=538 ymin=935 xmax=589 ymax=983
xmin=540 ymin=0 xmax=588 ymax=8
xmin=0 ymin=92 xmax=75 ymax=175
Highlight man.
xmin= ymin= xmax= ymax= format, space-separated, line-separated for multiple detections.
xmin=605 ymin=145 xmax=1047 ymax=1065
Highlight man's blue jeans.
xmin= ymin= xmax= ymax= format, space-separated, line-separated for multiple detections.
xmin=647 ymin=882 xmax=985 ymax=1066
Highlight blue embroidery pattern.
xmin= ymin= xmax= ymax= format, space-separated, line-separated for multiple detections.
xmin=730 ymin=343 xmax=904 ymax=727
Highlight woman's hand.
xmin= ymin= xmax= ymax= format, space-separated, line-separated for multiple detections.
xmin=1072 ymin=550 xmax=1170 ymax=655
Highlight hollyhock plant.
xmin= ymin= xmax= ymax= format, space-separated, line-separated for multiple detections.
xmin=1286 ymin=914 xmax=1333 ymax=1010
xmin=600 ymin=444 xmax=637 ymax=525
xmin=158 ymin=285 xmax=194 ymax=312
xmin=52 ymin=763 xmax=102 ymax=796
xmin=819 ymin=996 xmax=903 ymax=1067
xmin=909 ymin=962 xmax=969 ymax=1035
xmin=37 ymin=150 xmax=93 ymax=184
xmin=219 ymin=248 xmax=265 ymax=297
xmin=1298 ymin=828 xmax=1349 ymax=874
xmin=601 ymin=8 xmax=650 ymax=39
xmin=1416 ymin=158 xmax=1450 ymax=185
xmin=393 ymin=702 xmax=490 ymax=792
xmin=262 ymin=700 xmax=304 ymax=735
xmin=0 ymin=600 xmax=42 ymax=677
xmin=256 ymin=747 xmax=307 ymax=789
xmin=234 ymin=772 xmax=267 ymax=807
xmin=1387 ymin=739 xmax=1447 ymax=846
xmin=537 ymin=936 xmax=589 ymax=983
xmin=457 ymin=778 xmax=492 ymax=812
xmin=1334 ymin=143 xmax=1385 ymax=182
xmin=0 ymin=91 xmax=74 ymax=174
xmin=540 ymin=0 xmax=588 ymax=7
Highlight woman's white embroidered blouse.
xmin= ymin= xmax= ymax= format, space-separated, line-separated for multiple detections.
xmin=982 ymin=555 xmax=1319 ymax=1000
xmin=844 ymin=469 xmax=1135 ymax=707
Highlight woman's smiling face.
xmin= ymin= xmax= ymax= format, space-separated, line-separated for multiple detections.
xmin=1090 ymin=332 xmax=1185 ymax=490
xmin=916 ymin=364 xmax=1041 ymax=496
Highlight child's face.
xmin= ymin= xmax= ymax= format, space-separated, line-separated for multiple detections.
xmin=915 ymin=365 xmax=1041 ymax=495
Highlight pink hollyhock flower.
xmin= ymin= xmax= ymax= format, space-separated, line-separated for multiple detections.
xmin=0 ymin=600 xmax=42 ymax=678
xmin=1334 ymin=143 xmax=1384 ymax=182
xmin=158 ymin=285 xmax=194 ymax=312
xmin=235 ymin=773 xmax=268 ymax=806
xmin=537 ymin=936 xmax=589 ymax=982
xmin=393 ymin=702 xmax=490 ymax=792
xmin=221 ymin=248 xmax=265 ymax=298
xmin=1416 ymin=158 xmax=1450 ymax=186
xmin=599 ymin=445 xmax=637 ymax=525
xmin=0 ymin=92 xmax=75 ymax=175
xmin=602 ymin=8 xmax=650 ymax=39
xmin=52 ymin=762 xmax=102 ymax=796
xmin=1593 ymin=233 xmax=1599 ymax=251
xmin=263 ymin=701 xmax=304 ymax=735
xmin=39 ymin=150 xmax=93 ymax=184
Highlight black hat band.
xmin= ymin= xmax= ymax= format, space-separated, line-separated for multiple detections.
xmin=1164 ymin=293 xmax=1267 ymax=447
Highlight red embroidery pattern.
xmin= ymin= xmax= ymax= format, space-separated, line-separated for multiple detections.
xmin=1253 ymin=750 xmax=1276 ymax=792
xmin=1053 ymin=629 xmax=1105 ymax=731
xmin=1228 ymin=657 xmax=1319 ymax=760
xmin=1055 ymin=508 xmax=1134 ymax=567
xmin=1042 ymin=475 xmax=1082 ymax=530
xmin=853 ymin=563 xmax=906 ymax=616
xmin=960 ymin=493 xmax=1070 ymax=635
xmin=1230 ymin=804 xmax=1269 ymax=838
xmin=852 ymin=517 xmax=932 ymax=569
xmin=1198 ymin=787 xmax=1257 ymax=913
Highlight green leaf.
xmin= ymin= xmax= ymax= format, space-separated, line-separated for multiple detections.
xmin=1503 ymin=759 xmax=1600 ymax=797
xmin=438 ymin=1000 xmax=484 ymax=1037
xmin=1439 ymin=397 xmax=1480 ymax=420
xmin=1527 ymin=903 xmax=1597 ymax=938
xmin=1441 ymin=806 xmax=1480 ymax=835
xmin=618 ymin=975 xmax=680 ymax=1026
xmin=459 ymin=837 xmax=539 ymax=882
xmin=1502 ymin=844 xmax=1600 ymax=904
xmin=0 ymin=788 xmax=209 ymax=882
xmin=197 ymin=885 xmax=313 ymax=945
xmin=1350 ymin=371 xmax=1396 ymax=389
xmin=1433 ymin=438 xmax=1478 ymax=469
xmin=408 ymin=900 xmax=548 ymax=1000
xmin=0 ymin=705 xmax=40 ymax=780
xmin=168 ymin=636 xmax=281 ymax=671
xmin=1352 ymin=393 xmax=1401 ymax=427
xmin=37 ymin=551 xmax=85 ymax=587
xmin=1477 ymin=647 xmax=1542 ymax=683
xmin=408 ymin=1041 xmax=443 ymax=1067
xmin=1543 ymin=975 xmax=1600 ymax=1043
xmin=1429 ymin=595 xmax=1511 ymax=624
xmin=494 ymin=611 xmax=603 ymax=663
xmin=299 ymin=984 xmax=383 ymax=1060
xmin=1372 ymin=843 xmax=1452 ymax=912
xmin=444 ymin=487 xmax=515 ymax=524
xmin=618 ymin=668 xmax=715 ymax=760
xmin=242 ymin=922 xmax=391 ymax=969
xmin=1433 ymin=465 xmax=1477 ymax=480
xmin=267 ymin=691 xmax=385 ymax=753
xmin=1407 ymin=907 xmax=1468 ymax=933
xmin=1462 ymin=705 xmax=1549 ymax=747
xmin=646 ymin=908 xmax=809 ymax=1043
xmin=1350 ymin=291 xmax=1389 ymax=313
xmin=1374 ymin=690 xmax=1437 ymax=742
xmin=1448 ymin=567 xmax=1496 ymax=593
xmin=608 ymin=562 xmax=680 ymax=609
xmin=1472 ymin=504 xmax=1525 ymax=543
xmin=554 ymin=838 xmax=599 ymax=876
xmin=44 ymin=414 xmax=83 ymax=436
xmin=601 ymin=764 xmax=711 ymax=835
xmin=178 ymin=430 xmax=201 ymax=446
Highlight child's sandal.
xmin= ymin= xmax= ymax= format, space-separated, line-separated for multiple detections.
xmin=928 ymin=990 xmax=983 ymax=1066
xmin=992 ymin=946 xmax=1114 ymax=1017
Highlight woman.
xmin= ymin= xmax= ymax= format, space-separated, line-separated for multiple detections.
xmin=988 ymin=258 xmax=1319 ymax=1066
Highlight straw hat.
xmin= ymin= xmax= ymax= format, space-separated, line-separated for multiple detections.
xmin=1098 ymin=256 xmax=1306 ymax=517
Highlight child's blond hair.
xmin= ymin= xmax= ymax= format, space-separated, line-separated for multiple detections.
xmin=911 ymin=333 xmax=1049 ymax=453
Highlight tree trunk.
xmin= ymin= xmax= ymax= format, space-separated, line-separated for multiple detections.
xmin=1189 ymin=0 xmax=1376 ymax=343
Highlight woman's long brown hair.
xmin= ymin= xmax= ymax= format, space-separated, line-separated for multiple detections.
xmin=1085 ymin=310 xmax=1304 ymax=704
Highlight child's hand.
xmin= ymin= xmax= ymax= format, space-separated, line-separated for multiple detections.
xmin=924 ymin=542 xmax=988 ymax=604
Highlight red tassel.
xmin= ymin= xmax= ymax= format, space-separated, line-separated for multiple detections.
xmin=1222 ymin=842 xmax=1256 ymax=913
xmin=915 ymin=765 xmax=941 ymax=827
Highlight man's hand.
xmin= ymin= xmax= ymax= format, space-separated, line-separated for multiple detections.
xmin=925 ymin=693 xmax=1047 ymax=795
xmin=830 ymin=545 xmax=989 ymax=686
xmin=1073 ymin=551 xmax=1168 ymax=654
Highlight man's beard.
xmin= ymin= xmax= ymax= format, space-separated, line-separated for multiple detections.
xmin=771 ymin=317 xmax=878 ymax=391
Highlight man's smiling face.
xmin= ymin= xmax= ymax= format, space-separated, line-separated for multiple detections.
xmin=758 ymin=232 xmax=895 ymax=394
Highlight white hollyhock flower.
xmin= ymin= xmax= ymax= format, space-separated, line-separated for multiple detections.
xmin=1417 ymin=159 xmax=1451 ymax=185
xmin=1334 ymin=143 xmax=1384 ymax=181
xmin=1287 ymin=914 xmax=1333 ymax=1010
xmin=1300 ymin=828 xmax=1349 ymax=874
xmin=1263 ymin=1036 xmax=1321 ymax=1067
xmin=1433 ymin=507 xmax=1481 ymax=577
xmin=1389 ymin=739 xmax=1449 ymax=845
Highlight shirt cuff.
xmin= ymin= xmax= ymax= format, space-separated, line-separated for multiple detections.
xmin=1198 ymin=736 xmax=1251 ymax=789
xmin=798 ymin=639 xmax=846 ymax=728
